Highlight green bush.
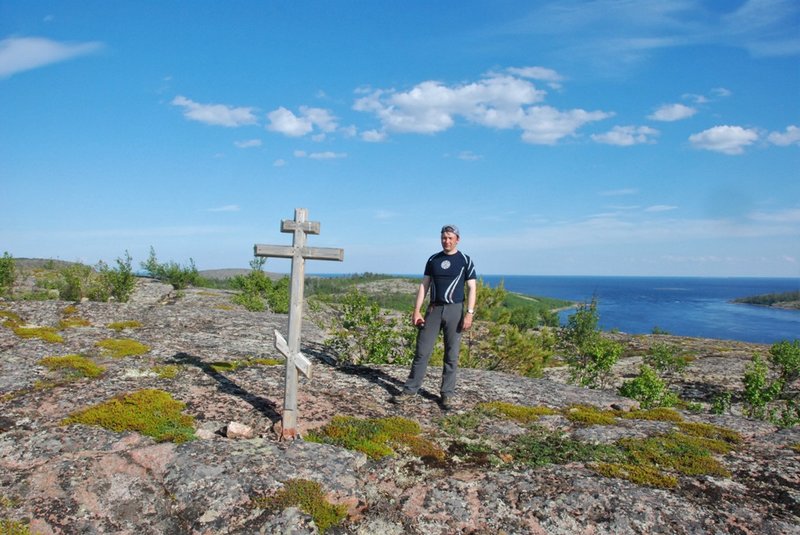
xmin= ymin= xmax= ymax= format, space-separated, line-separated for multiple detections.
xmin=325 ymin=288 xmax=414 ymax=366
xmin=0 ymin=252 xmax=15 ymax=296
xmin=743 ymin=339 xmax=800 ymax=427
xmin=59 ymin=263 xmax=95 ymax=301
xmin=644 ymin=342 xmax=690 ymax=384
xmin=618 ymin=365 xmax=678 ymax=409
xmin=466 ymin=322 xmax=553 ymax=377
xmin=141 ymin=246 xmax=199 ymax=289
xmin=97 ymin=251 xmax=137 ymax=302
xmin=231 ymin=258 xmax=290 ymax=313
xmin=561 ymin=299 xmax=622 ymax=389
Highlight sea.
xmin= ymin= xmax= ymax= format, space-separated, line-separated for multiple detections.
xmin=480 ymin=275 xmax=799 ymax=345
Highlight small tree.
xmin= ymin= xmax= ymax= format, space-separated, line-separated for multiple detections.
xmin=743 ymin=339 xmax=800 ymax=426
xmin=140 ymin=246 xmax=199 ymax=290
xmin=561 ymin=298 xmax=622 ymax=389
xmin=97 ymin=251 xmax=137 ymax=302
xmin=644 ymin=342 xmax=690 ymax=386
xmin=619 ymin=365 xmax=678 ymax=409
xmin=0 ymin=252 xmax=15 ymax=296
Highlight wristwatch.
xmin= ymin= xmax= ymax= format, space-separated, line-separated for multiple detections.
xmin=467 ymin=308 xmax=474 ymax=314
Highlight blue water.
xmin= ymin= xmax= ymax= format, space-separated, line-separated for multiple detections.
xmin=481 ymin=276 xmax=800 ymax=344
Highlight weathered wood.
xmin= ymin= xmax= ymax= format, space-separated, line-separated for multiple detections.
xmin=254 ymin=208 xmax=343 ymax=440
xmin=274 ymin=330 xmax=312 ymax=379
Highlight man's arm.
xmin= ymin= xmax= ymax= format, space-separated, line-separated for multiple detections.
xmin=462 ymin=278 xmax=477 ymax=330
xmin=412 ymin=276 xmax=431 ymax=326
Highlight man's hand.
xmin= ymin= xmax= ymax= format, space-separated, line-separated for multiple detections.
xmin=462 ymin=312 xmax=473 ymax=331
xmin=412 ymin=311 xmax=425 ymax=327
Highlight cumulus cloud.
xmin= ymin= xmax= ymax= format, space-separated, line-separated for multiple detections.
xmin=266 ymin=106 xmax=338 ymax=137
xmin=361 ymin=129 xmax=387 ymax=142
xmin=767 ymin=125 xmax=800 ymax=146
xmin=457 ymin=150 xmax=483 ymax=161
xmin=507 ymin=65 xmax=565 ymax=89
xmin=353 ymin=71 xmax=610 ymax=144
xmin=689 ymin=125 xmax=759 ymax=155
xmin=648 ymin=103 xmax=697 ymax=122
xmin=592 ymin=125 xmax=659 ymax=146
xmin=171 ymin=96 xmax=257 ymax=127
xmin=0 ymin=36 xmax=103 ymax=78
xmin=234 ymin=139 xmax=262 ymax=149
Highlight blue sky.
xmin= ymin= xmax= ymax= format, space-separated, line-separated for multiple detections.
xmin=1 ymin=1 xmax=798 ymax=277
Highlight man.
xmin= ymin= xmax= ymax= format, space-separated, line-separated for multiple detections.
xmin=392 ymin=224 xmax=477 ymax=410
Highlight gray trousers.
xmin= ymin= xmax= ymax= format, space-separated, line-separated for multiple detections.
xmin=403 ymin=303 xmax=463 ymax=397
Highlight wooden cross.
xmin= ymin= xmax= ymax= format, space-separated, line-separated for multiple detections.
xmin=254 ymin=208 xmax=344 ymax=440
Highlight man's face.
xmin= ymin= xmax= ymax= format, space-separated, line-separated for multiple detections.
xmin=441 ymin=231 xmax=459 ymax=253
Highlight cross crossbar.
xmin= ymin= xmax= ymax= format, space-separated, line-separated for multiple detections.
xmin=253 ymin=244 xmax=344 ymax=262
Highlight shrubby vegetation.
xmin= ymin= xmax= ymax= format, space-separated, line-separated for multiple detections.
xmin=229 ymin=257 xmax=290 ymax=313
xmin=561 ymin=299 xmax=622 ymax=388
xmin=742 ymin=339 xmax=800 ymax=427
xmin=0 ymin=252 xmax=15 ymax=296
xmin=734 ymin=291 xmax=800 ymax=307
xmin=140 ymin=246 xmax=200 ymax=290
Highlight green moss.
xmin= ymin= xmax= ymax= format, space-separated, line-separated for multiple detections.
xmin=58 ymin=317 xmax=91 ymax=329
xmin=62 ymin=388 xmax=195 ymax=443
xmin=0 ymin=310 xmax=22 ymax=326
xmin=107 ymin=320 xmax=143 ymax=332
xmin=478 ymin=401 xmax=559 ymax=423
xmin=152 ymin=364 xmax=180 ymax=379
xmin=39 ymin=354 xmax=105 ymax=379
xmin=564 ymin=405 xmax=617 ymax=426
xmin=13 ymin=326 xmax=63 ymax=343
xmin=215 ymin=304 xmax=235 ymax=311
xmin=306 ymin=415 xmax=443 ymax=461
xmin=620 ymin=432 xmax=731 ymax=477
xmin=252 ymin=479 xmax=347 ymax=534
xmin=790 ymin=443 xmax=800 ymax=453
xmin=249 ymin=357 xmax=282 ymax=366
xmin=619 ymin=408 xmax=684 ymax=422
xmin=594 ymin=462 xmax=678 ymax=488
xmin=95 ymin=338 xmax=150 ymax=358
xmin=441 ymin=410 xmax=483 ymax=436
xmin=62 ymin=304 xmax=79 ymax=315
xmin=676 ymin=421 xmax=742 ymax=446
xmin=0 ymin=518 xmax=31 ymax=535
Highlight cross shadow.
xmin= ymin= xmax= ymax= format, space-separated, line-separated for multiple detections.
xmin=170 ymin=352 xmax=281 ymax=423
xmin=303 ymin=342 xmax=439 ymax=403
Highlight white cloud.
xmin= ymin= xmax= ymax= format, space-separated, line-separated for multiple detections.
xmin=208 ymin=205 xmax=240 ymax=212
xmin=171 ymin=96 xmax=257 ymax=127
xmin=599 ymin=188 xmax=639 ymax=196
xmin=234 ymin=139 xmax=262 ymax=148
xmin=645 ymin=205 xmax=678 ymax=213
xmin=748 ymin=207 xmax=800 ymax=223
xmin=273 ymin=159 xmax=287 ymax=167
xmin=266 ymin=106 xmax=338 ymax=137
xmin=294 ymin=150 xmax=346 ymax=160
xmin=361 ymin=129 xmax=387 ymax=142
xmin=767 ymin=125 xmax=800 ymax=146
xmin=507 ymin=65 xmax=565 ymax=89
xmin=592 ymin=125 xmax=659 ymax=146
xmin=0 ymin=36 xmax=103 ymax=78
xmin=648 ymin=103 xmax=697 ymax=122
xmin=689 ymin=125 xmax=759 ymax=155
xmin=711 ymin=87 xmax=732 ymax=98
xmin=457 ymin=150 xmax=483 ymax=161
xmin=354 ymin=72 xmax=608 ymax=144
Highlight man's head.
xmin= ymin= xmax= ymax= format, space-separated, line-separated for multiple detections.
xmin=440 ymin=224 xmax=460 ymax=254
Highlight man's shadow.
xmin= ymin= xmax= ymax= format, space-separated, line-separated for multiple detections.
xmin=304 ymin=343 xmax=440 ymax=403
xmin=170 ymin=352 xmax=281 ymax=423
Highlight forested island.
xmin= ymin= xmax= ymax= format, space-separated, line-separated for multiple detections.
xmin=733 ymin=290 xmax=800 ymax=310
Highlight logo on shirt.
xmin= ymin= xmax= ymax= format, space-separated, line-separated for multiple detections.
xmin=440 ymin=260 xmax=451 ymax=270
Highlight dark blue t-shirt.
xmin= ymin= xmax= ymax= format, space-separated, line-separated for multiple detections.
xmin=424 ymin=250 xmax=476 ymax=305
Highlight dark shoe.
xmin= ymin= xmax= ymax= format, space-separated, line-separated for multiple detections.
xmin=391 ymin=392 xmax=413 ymax=405
xmin=440 ymin=395 xmax=454 ymax=411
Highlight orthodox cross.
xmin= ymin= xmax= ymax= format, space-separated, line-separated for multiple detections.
xmin=254 ymin=208 xmax=344 ymax=440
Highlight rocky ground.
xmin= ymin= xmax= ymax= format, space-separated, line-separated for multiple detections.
xmin=1 ymin=278 xmax=798 ymax=534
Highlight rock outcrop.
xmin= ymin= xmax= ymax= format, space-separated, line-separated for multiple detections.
xmin=1 ymin=279 xmax=798 ymax=534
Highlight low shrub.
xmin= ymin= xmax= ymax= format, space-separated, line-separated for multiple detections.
xmin=141 ymin=246 xmax=200 ymax=290
xmin=0 ymin=252 xmax=15 ymax=296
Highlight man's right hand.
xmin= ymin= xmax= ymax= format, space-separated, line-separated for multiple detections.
xmin=412 ymin=311 xmax=425 ymax=327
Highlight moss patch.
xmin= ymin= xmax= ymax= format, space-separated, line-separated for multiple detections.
xmin=0 ymin=518 xmax=31 ymax=535
xmin=152 ymin=364 xmax=180 ymax=379
xmin=210 ymin=357 xmax=282 ymax=373
xmin=58 ymin=317 xmax=91 ymax=329
xmin=564 ymin=404 xmax=617 ymax=426
xmin=39 ymin=354 xmax=105 ymax=379
xmin=307 ymin=415 xmax=444 ymax=461
xmin=508 ymin=427 xmax=624 ymax=467
xmin=13 ymin=326 xmax=63 ymax=344
xmin=620 ymin=408 xmax=684 ymax=422
xmin=107 ymin=320 xmax=143 ymax=332
xmin=95 ymin=338 xmax=150 ymax=358
xmin=251 ymin=479 xmax=347 ymax=534
xmin=63 ymin=388 xmax=195 ymax=443
xmin=0 ymin=310 xmax=23 ymax=326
